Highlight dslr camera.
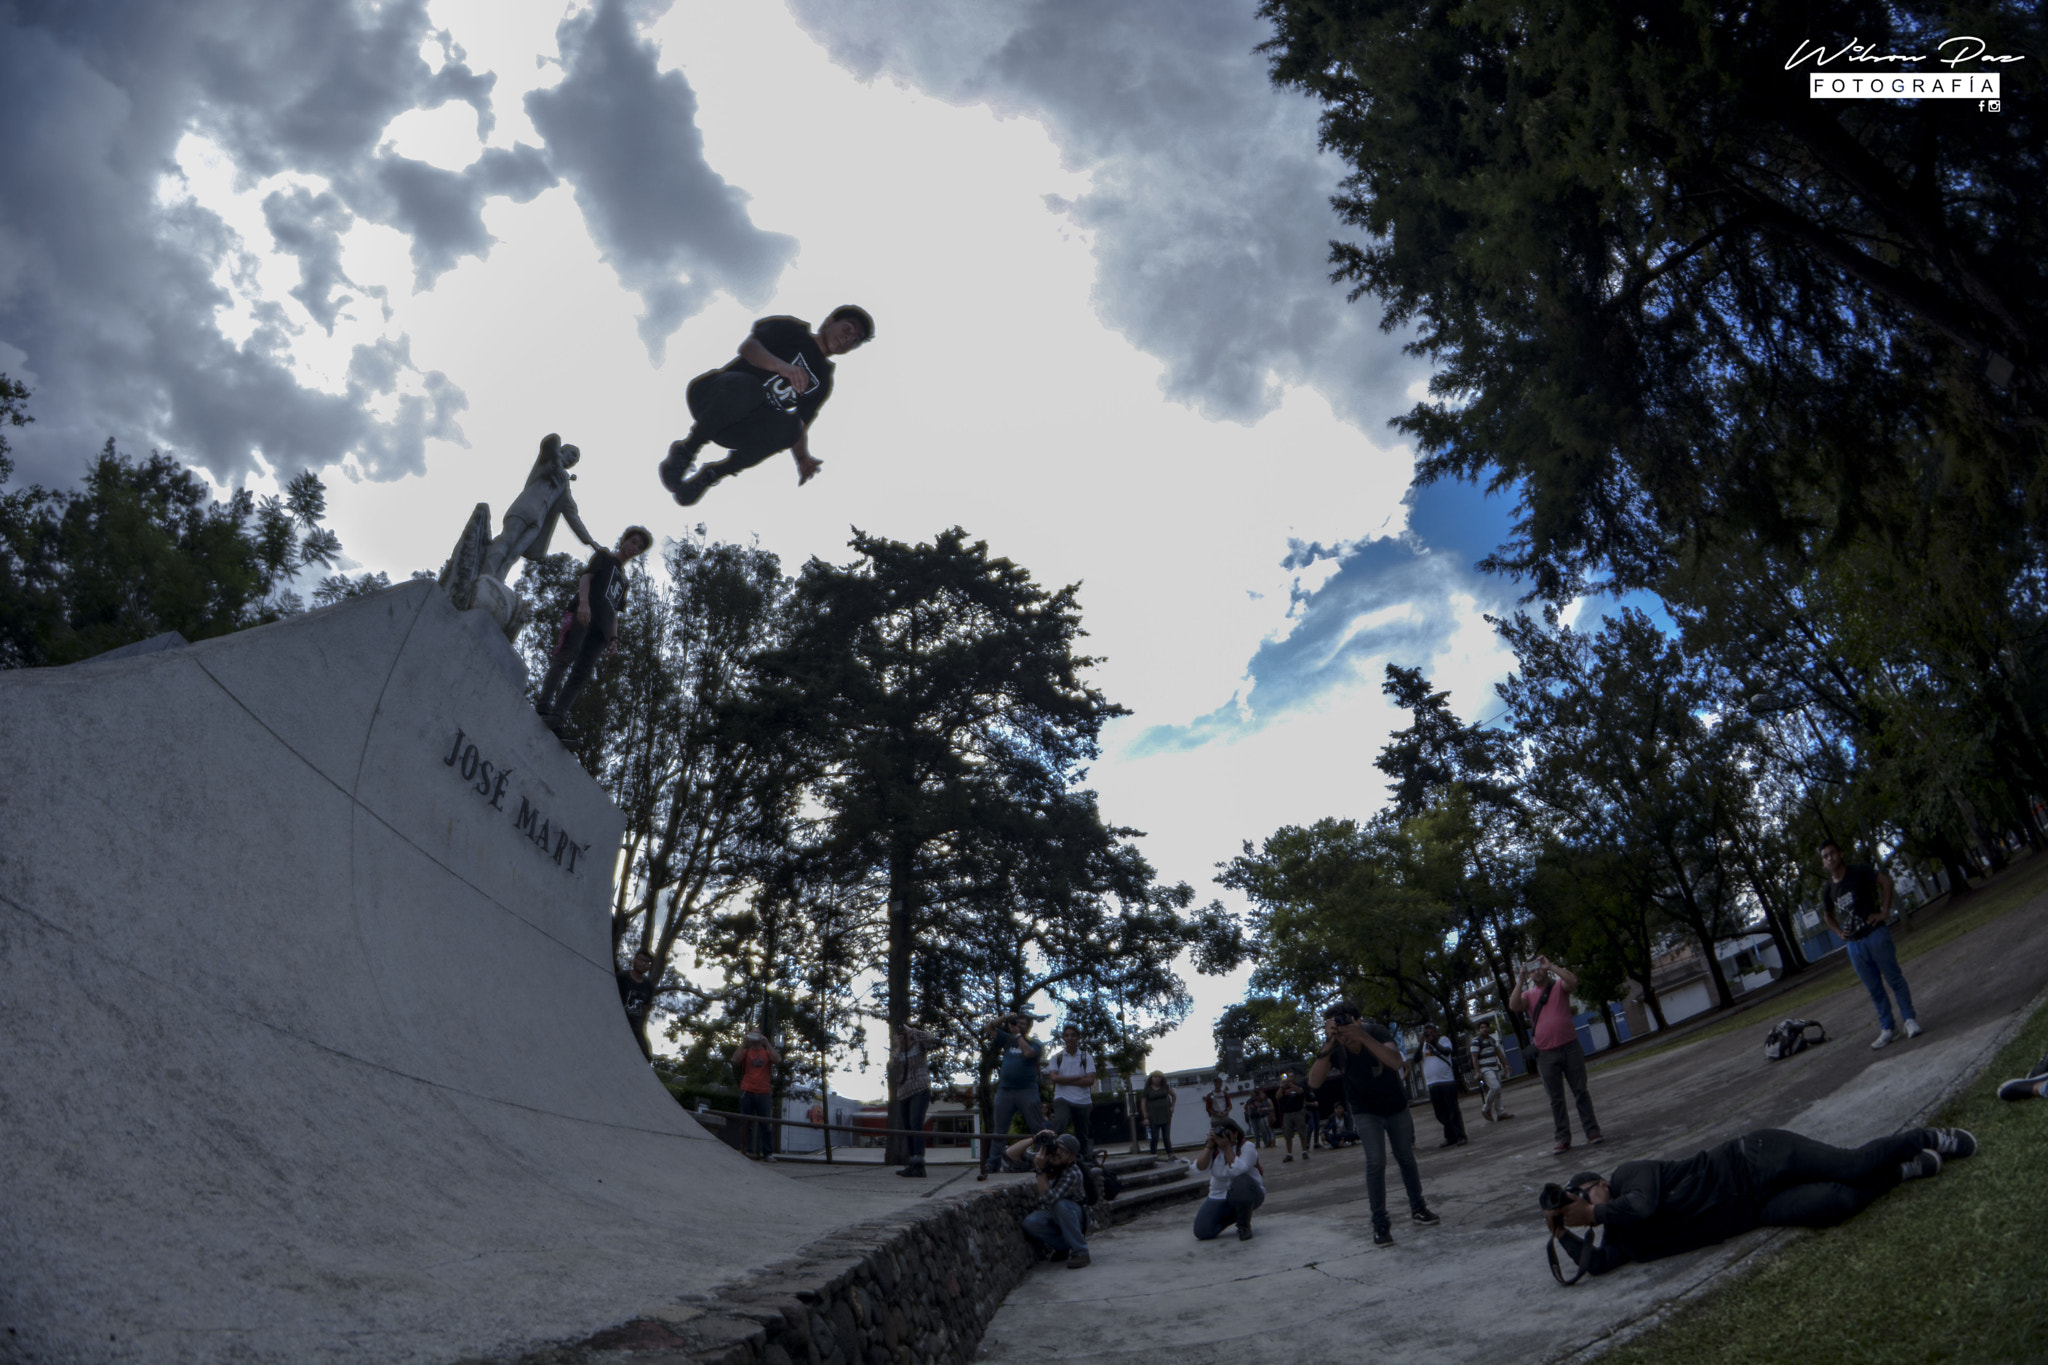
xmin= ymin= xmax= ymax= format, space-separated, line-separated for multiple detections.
xmin=1538 ymin=1177 xmax=1594 ymax=1212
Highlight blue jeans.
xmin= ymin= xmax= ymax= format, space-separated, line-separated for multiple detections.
xmin=1193 ymin=1174 xmax=1264 ymax=1239
xmin=902 ymin=1089 xmax=930 ymax=1164
xmin=738 ymin=1090 xmax=773 ymax=1156
xmin=1845 ymin=927 xmax=1916 ymax=1031
xmin=1355 ymin=1105 xmax=1426 ymax=1233
xmin=985 ymin=1088 xmax=1045 ymax=1170
xmin=1022 ymin=1198 xmax=1088 ymax=1254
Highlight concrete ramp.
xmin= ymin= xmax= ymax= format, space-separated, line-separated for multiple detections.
xmin=0 ymin=583 xmax=865 ymax=1364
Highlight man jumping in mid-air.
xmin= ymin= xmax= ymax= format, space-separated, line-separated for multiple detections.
xmin=657 ymin=306 xmax=875 ymax=507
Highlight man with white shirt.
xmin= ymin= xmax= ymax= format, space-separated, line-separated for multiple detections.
xmin=1047 ymin=1023 xmax=1098 ymax=1159
xmin=1420 ymin=1023 xmax=1468 ymax=1148
xmin=1193 ymin=1117 xmax=1265 ymax=1242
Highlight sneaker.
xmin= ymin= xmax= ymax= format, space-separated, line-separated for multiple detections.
xmin=1066 ymin=1252 xmax=1091 ymax=1269
xmin=1900 ymin=1150 xmax=1942 ymax=1181
xmin=895 ymin=1165 xmax=926 ymax=1178
xmin=1283 ymin=1154 xmax=1294 ymax=1163
xmin=1440 ymin=1139 xmax=1459 ymax=1149
xmin=1588 ymin=1130 xmax=1605 ymax=1145
xmin=675 ymin=467 xmax=723 ymax=506
xmin=1411 ymin=1207 xmax=1441 ymax=1226
xmin=1927 ymin=1128 xmax=1977 ymax=1160
xmin=1302 ymin=1150 xmax=1310 ymax=1160
xmin=1553 ymin=1140 xmax=1572 ymax=1155
xmin=1372 ymin=1227 xmax=1394 ymax=1247
xmin=1237 ymin=1224 xmax=1255 ymax=1242
xmin=976 ymin=1169 xmax=989 ymax=1182
xmin=1481 ymin=1111 xmax=1495 ymax=1122
xmin=1049 ymin=1248 xmax=1069 ymax=1263
xmin=1903 ymin=1018 xmax=1924 ymax=1039
xmin=1499 ymin=1113 xmax=1515 ymax=1121
xmin=1871 ymin=1027 xmax=1895 ymax=1050
xmin=1998 ymin=1056 xmax=2048 ymax=1101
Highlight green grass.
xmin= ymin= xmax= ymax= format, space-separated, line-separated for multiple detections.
xmin=1596 ymin=853 xmax=2048 ymax=1067
xmin=1594 ymin=994 xmax=2048 ymax=1365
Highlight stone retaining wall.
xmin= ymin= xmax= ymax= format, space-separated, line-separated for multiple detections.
xmin=511 ymin=1180 xmax=1042 ymax=1365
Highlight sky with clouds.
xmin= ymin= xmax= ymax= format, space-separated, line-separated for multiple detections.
xmin=1 ymin=0 xmax=1542 ymax=1080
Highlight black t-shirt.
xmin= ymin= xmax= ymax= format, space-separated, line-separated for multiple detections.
xmin=1328 ymin=1022 xmax=1408 ymax=1117
xmin=583 ymin=549 xmax=629 ymax=628
xmin=616 ymin=968 xmax=656 ymax=1023
xmin=723 ymin=316 xmax=835 ymax=427
xmin=1591 ymin=1136 xmax=1758 ymax=1266
xmin=1822 ymin=865 xmax=1884 ymax=941
xmin=1274 ymin=1087 xmax=1306 ymax=1116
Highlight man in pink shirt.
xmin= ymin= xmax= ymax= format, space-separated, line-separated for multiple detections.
xmin=1516 ymin=956 xmax=1603 ymax=1155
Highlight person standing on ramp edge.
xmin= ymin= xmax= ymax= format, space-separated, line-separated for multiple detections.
xmin=657 ymin=307 xmax=875 ymax=506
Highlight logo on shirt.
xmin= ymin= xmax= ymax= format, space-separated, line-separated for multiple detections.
xmin=764 ymin=354 xmax=820 ymax=412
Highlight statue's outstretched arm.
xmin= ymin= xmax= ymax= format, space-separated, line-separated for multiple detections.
xmin=561 ymin=498 xmax=598 ymax=549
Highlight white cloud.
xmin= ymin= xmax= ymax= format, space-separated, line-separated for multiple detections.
xmin=3 ymin=0 xmax=1531 ymax=1079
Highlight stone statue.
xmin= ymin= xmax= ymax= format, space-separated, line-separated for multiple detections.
xmin=480 ymin=432 xmax=599 ymax=582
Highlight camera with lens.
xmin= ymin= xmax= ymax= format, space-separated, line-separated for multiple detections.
xmin=1032 ymin=1130 xmax=1059 ymax=1152
xmin=1539 ymin=1178 xmax=1592 ymax=1212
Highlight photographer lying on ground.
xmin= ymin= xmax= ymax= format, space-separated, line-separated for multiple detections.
xmin=1193 ymin=1116 xmax=1265 ymax=1242
xmin=1544 ymin=1125 xmax=1978 ymax=1278
xmin=1004 ymin=1130 xmax=1091 ymax=1269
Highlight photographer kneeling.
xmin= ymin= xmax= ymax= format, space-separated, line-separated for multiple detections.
xmin=1193 ymin=1116 xmax=1265 ymax=1242
xmin=1011 ymin=1131 xmax=1092 ymax=1269
xmin=1544 ymin=1124 xmax=1978 ymax=1280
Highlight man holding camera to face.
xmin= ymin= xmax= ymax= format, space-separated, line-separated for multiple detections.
xmin=1011 ymin=1130 xmax=1091 ymax=1268
xmin=979 ymin=1011 xmax=1045 ymax=1180
xmin=1308 ymin=1002 xmax=1441 ymax=1246
xmin=1518 ymin=956 xmax=1603 ymax=1154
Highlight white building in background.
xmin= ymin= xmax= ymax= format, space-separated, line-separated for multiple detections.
xmin=1651 ymin=932 xmax=1784 ymax=1026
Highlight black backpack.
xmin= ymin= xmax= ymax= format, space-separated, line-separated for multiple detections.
xmin=1081 ymin=1156 xmax=1121 ymax=1205
xmin=1763 ymin=1018 xmax=1827 ymax=1061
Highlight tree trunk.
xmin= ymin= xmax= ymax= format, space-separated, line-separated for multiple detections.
xmin=1634 ymin=973 xmax=1670 ymax=1031
xmin=884 ymin=857 xmax=914 ymax=1167
xmin=1751 ymin=889 xmax=1807 ymax=976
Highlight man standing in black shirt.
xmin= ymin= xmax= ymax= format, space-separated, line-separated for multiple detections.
xmin=1547 ymin=1125 xmax=1976 ymax=1275
xmin=536 ymin=525 xmax=653 ymax=734
xmin=1308 ymin=1002 xmax=1440 ymax=1246
xmin=657 ymin=307 xmax=875 ymax=507
xmin=616 ymin=949 xmax=659 ymax=1060
xmin=1820 ymin=840 xmax=1922 ymax=1049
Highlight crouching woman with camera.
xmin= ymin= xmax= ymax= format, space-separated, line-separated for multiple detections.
xmin=1193 ymin=1117 xmax=1265 ymax=1242
xmin=1014 ymin=1131 xmax=1092 ymax=1269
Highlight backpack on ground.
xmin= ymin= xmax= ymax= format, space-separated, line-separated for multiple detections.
xmin=1763 ymin=1018 xmax=1827 ymax=1061
xmin=1080 ymin=1155 xmax=1120 ymax=1205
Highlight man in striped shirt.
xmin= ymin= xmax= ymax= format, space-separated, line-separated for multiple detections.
xmin=1016 ymin=1133 xmax=1091 ymax=1268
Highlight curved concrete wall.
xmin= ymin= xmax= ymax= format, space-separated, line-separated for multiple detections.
xmin=0 ymin=583 xmax=857 ymax=1364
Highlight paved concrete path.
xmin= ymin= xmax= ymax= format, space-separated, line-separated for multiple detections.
xmin=0 ymin=584 xmax=933 ymax=1365
xmin=978 ymin=871 xmax=2048 ymax=1364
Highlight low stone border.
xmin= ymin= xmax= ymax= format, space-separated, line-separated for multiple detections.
xmin=507 ymin=1179 xmax=1043 ymax=1365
